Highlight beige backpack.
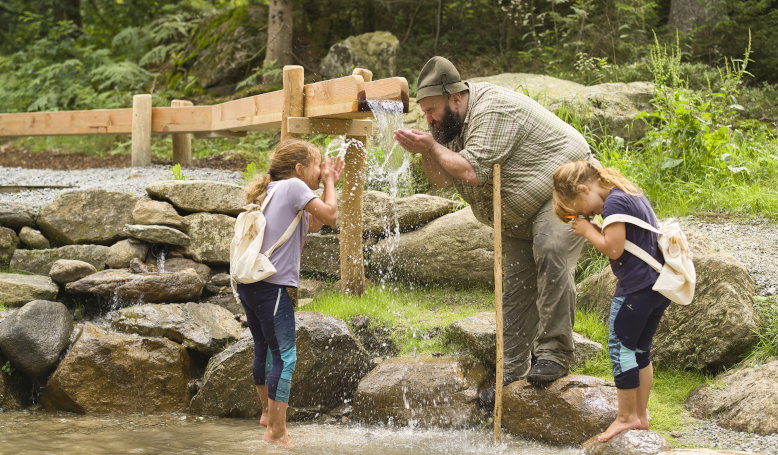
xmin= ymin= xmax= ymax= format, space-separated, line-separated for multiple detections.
xmin=601 ymin=215 xmax=696 ymax=306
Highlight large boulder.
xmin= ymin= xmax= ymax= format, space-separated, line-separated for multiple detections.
xmin=351 ymin=356 xmax=489 ymax=429
xmin=446 ymin=312 xmax=603 ymax=371
xmin=189 ymin=311 xmax=371 ymax=418
xmin=65 ymin=269 xmax=203 ymax=303
xmin=111 ymin=302 xmax=242 ymax=355
xmin=145 ymin=181 xmax=244 ymax=216
xmin=184 ymin=213 xmax=234 ymax=265
xmin=132 ymin=199 xmax=189 ymax=232
xmin=123 ymin=224 xmax=190 ymax=247
xmin=0 ymin=203 xmax=36 ymax=230
xmin=0 ymin=300 xmax=73 ymax=378
xmin=106 ymin=239 xmax=149 ymax=269
xmin=41 ymin=323 xmax=192 ymax=414
xmin=502 ymin=375 xmax=618 ymax=444
xmin=49 ymin=259 xmax=97 ymax=284
xmin=0 ymin=273 xmax=58 ymax=307
xmin=582 ymin=430 xmax=671 ymax=455
xmin=0 ymin=227 xmax=19 ymax=263
xmin=301 ymin=234 xmax=341 ymax=277
xmin=10 ymin=244 xmax=109 ymax=276
xmin=37 ymin=189 xmax=138 ymax=245
xmin=685 ymin=358 xmax=778 ymax=435
xmin=159 ymin=257 xmax=211 ymax=283
xmin=371 ymin=207 xmax=494 ymax=286
xmin=576 ymin=232 xmax=758 ymax=370
xmin=320 ymin=31 xmax=399 ymax=79
xmin=18 ymin=226 xmax=49 ymax=249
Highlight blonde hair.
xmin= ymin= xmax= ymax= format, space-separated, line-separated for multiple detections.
xmin=552 ymin=160 xmax=642 ymax=222
xmin=244 ymin=139 xmax=321 ymax=205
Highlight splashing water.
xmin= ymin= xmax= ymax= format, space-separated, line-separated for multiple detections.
xmin=367 ymin=99 xmax=409 ymax=200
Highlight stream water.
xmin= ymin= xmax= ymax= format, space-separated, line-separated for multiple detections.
xmin=0 ymin=411 xmax=583 ymax=454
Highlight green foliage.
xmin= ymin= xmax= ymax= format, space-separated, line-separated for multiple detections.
xmin=169 ymin=163 xmax=187 ymax=180
xmin=745 ymin=298 xmax=778 ymax=362
xmin=241 ymin=162 xmax=259 ymax=185
xmin=1 ymin=360 xmax=14 ymax=377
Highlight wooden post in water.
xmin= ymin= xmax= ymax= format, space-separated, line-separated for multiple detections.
xmin=131 ymin=94 xmax=152 ymax=167
xmin=171 ymin=99 xmax=193 ymax=166
xmin=493 ymin=163 xmax=504 ymax=443
xmin=281 ymin=65 xmax=305 ymax=142
xmin=338 ymin=67 xmax=373 ymax=296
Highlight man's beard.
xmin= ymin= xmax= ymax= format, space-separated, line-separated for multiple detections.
xmin=430 ymin=104 xmax=463 ymax=144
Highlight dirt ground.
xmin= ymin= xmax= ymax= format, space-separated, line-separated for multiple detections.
xmin=0 ymin=144 xmax=251 ymax=171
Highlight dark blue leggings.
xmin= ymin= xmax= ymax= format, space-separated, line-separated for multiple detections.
xmin=236 ymin=280 xmax=297 ymax=403
xmin=608 ymin=285 xmax=670 ymax=389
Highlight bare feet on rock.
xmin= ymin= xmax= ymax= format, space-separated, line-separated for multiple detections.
xmin=597 ymin=415 xmax=643 ymax=442
xmin=639 ymin=416 xmax=650 ymax=430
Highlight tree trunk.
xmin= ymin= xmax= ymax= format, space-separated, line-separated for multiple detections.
xmin=434 ymin=0 xmax=443 ymax=52
xmin=265 ymin=0 xmax=294 ymax=82
xmin=56 ymin=0 xmax=82 ymax=28
xmin=668 ymin=0 xmax=721 ymax=35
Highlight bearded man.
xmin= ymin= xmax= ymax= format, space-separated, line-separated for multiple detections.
xmin=394 ymin=56 xmax=597 ymax=410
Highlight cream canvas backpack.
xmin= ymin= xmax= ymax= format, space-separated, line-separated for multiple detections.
xmin=601 ymin=215 xmax=696 ymax=306
xmin=229 ymin=184 xmax=302 ymax=301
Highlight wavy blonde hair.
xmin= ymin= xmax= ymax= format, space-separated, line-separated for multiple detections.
xmin=244 ymin=139 xmax=321 ymax=205
xmin=552 ymin=160 xmax=642 ymax=222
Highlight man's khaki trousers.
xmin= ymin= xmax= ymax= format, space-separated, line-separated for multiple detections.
xmin=501 ymin=197 xmax=584 ymax=378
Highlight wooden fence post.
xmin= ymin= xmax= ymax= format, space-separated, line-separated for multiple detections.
xmin=339 ymin=67 xmax=373 ymax=296
xmin=171 ymin=99 xmax=193 ymax=166
xmin=281 ymin=65 xmax=305 ymax=142
xmin=131 ymin=94 xmax=152 ymax=167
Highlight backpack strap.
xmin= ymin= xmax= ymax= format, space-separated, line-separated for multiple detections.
xmin=623 ymin=241 xmax=663 ymax=273
xmin=602 ymin=214 xmax=663 ymax=273
xmin=264 ymin=211 xmax=303 ymax=257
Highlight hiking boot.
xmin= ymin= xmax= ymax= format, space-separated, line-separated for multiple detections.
xmin=527 ymin=359 xmax=568 ymax=385
xmin=478 ymin=374 xmax=519 ymax=412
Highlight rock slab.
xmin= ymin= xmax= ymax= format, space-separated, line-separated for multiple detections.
xmin=18 ymin=226 xmax=49 ymax=249
xmin=49 ymin=259 xmax=97 ymax=284
xmin=351 ymin=356 xmax=489 ymax=429
xmin=184 ymin=212 xmax=234 ymax=264
xmin=10 ymin=244 xmax=109 ymax=276
xmin=66 ymin=269 xmax=203 ymax=303
xmin=0 ymin=273 xmax=58 ymax=307
xmin=124 ymin=224 xmax=190 ymax=247
xmin=0 ymin=203 xmax=36 ymax=230
xmin=189 ymin=311 xmax=371 ymax=418
xmin=0 ymin=300 xmax=73 ymax=377
xmin=132 ymin=199 xmax=189 ymax=232
xmin=41 ymin=323 xmax=192 ymax=414
xmin=685 ymin=359 xmax=778 ymax=435
xmin=145 ymin=180 xmax=244 ymax=216
xmin=301 ymin=234 xmax=341 ymax=277
xmin=502 ymin=375 xmax=618 ymax=444
xmin=582 ymin=430 xmax=671 ymax=455
xmin=112 ymin=302 xmax=243 ymax=355
xmin=106 ymin=239 xmax=149 ymax=269
xmin=37 ymin=189 xmax=138 ymax=245
xmin=0 ymin=227 xmax=19 ymax=263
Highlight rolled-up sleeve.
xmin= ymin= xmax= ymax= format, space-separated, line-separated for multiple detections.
xmin=457 ymin=108 xmax=523 ymax=186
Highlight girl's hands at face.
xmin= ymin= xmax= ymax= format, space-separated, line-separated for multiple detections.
xmin=320 ymin=156 xmax=344 ymax=184
xmin=571 ymin=218 xmax=596 ymax=239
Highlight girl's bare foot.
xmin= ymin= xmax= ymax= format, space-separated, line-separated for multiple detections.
xmin=639 ymin=416 xmax=649 ymax=430
xmin=597 ymin=415 xmax=642 ymax=442
xmin=259 ymin=414 xmax=269 ymax=427
xmin=263 ymin=430 xmax=294 ymax=447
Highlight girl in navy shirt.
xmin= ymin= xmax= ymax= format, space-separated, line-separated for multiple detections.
xmin=552 ymin=160 xmax=669 ymax=443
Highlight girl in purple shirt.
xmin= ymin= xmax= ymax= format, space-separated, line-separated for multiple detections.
xmin=552 ymin=160 xmax=669 ymax=443
xmin=239 ymin=139 xmax=342 ymax=446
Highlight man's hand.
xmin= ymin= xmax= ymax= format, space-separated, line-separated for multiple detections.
xmin=393 ymin=129 xmax=437 ymax=155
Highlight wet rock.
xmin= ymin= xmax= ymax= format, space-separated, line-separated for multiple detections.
xmin=0 ymin=352 xmax=27 ymax=410
xmin=112 ymin=302 xmax=242 ymax=356
xmin=582 ymin=429 xmax=671 ymax=455
xmin=351 ymin=356 xmax=489 ymax=429
xmin=299 ymin=278 xmax=326 ymax=298
xmin=65 ymin=269 xmax=203 ymax=303
xmin=200 ymin=293 xmax=244 ymax=316
xmin=351 ymin=315 xmax=399 ymax=358
xmin=320 ymin=31 xmax=398 ymax=79
xmin=445 ymin=312 xmax=602 ymax=370
xmin=129 ymin=257 xmax=149 ymax=273
xmin=371 ymin=207 xmax=494 ymax=287
xmin=576 ymin=233 xmax=757 ymax=370
xmin=301 ymin=234 xmax=340 ymax=277
xmin=0 ymin=300 xmax=73 ymax=377
xmin=132 ymin=200 xmax=190 ymax=232
xmin=685 ymin=358 xmax=778 ymax=435
xmin=0 ymin=273 xmax=58 ymax=307
xmin=169 ymin=245 xmax=202 ymax=263
xmin=9 ymin=244 xmax=109 ymax=276
xmin=395 ymin=194 xmax=457 ymax=233
xmin=502 ymin=375 xmax=618 ymax=444
xmin=37 ymin=189 xmax=138 ymax=245
xmin=0 ymin=227 xmax=19 ymax=263
xmin=145 ymin=180 xmax=244 ymax=216
xmin=161 ymin=258 xmax=211 ymax=283
xmin=0 ymin=203 xmax=36 ymax=230
xmin=18 ymin=226 xmax=49 ymax=249
xmin=184 ymin=213 xmax=234 ymax=264
xmin=123 ymin=224 xmax=190 ymax=247
xmin=210 ymin=273 xmax=230 ymax=287
xmin=49 ymin=259 xmax=97 ymax=284
xmin=190 ymin=311 xmax=371 ymax=418
xmin=41 ymin=323 xmax=192 ymax=414
xmin=106 ymin=239 xmax=149 ymax=269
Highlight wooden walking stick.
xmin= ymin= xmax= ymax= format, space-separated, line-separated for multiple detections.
xmin=493 ymin=164 xmax=503 ymax=443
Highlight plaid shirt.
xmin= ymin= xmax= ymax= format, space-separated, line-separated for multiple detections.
xmin=448 ymin=82 xmax=592 ymax=229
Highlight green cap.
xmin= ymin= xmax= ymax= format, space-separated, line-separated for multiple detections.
xmin=416 ymin=56 xmax=468 ymax=101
